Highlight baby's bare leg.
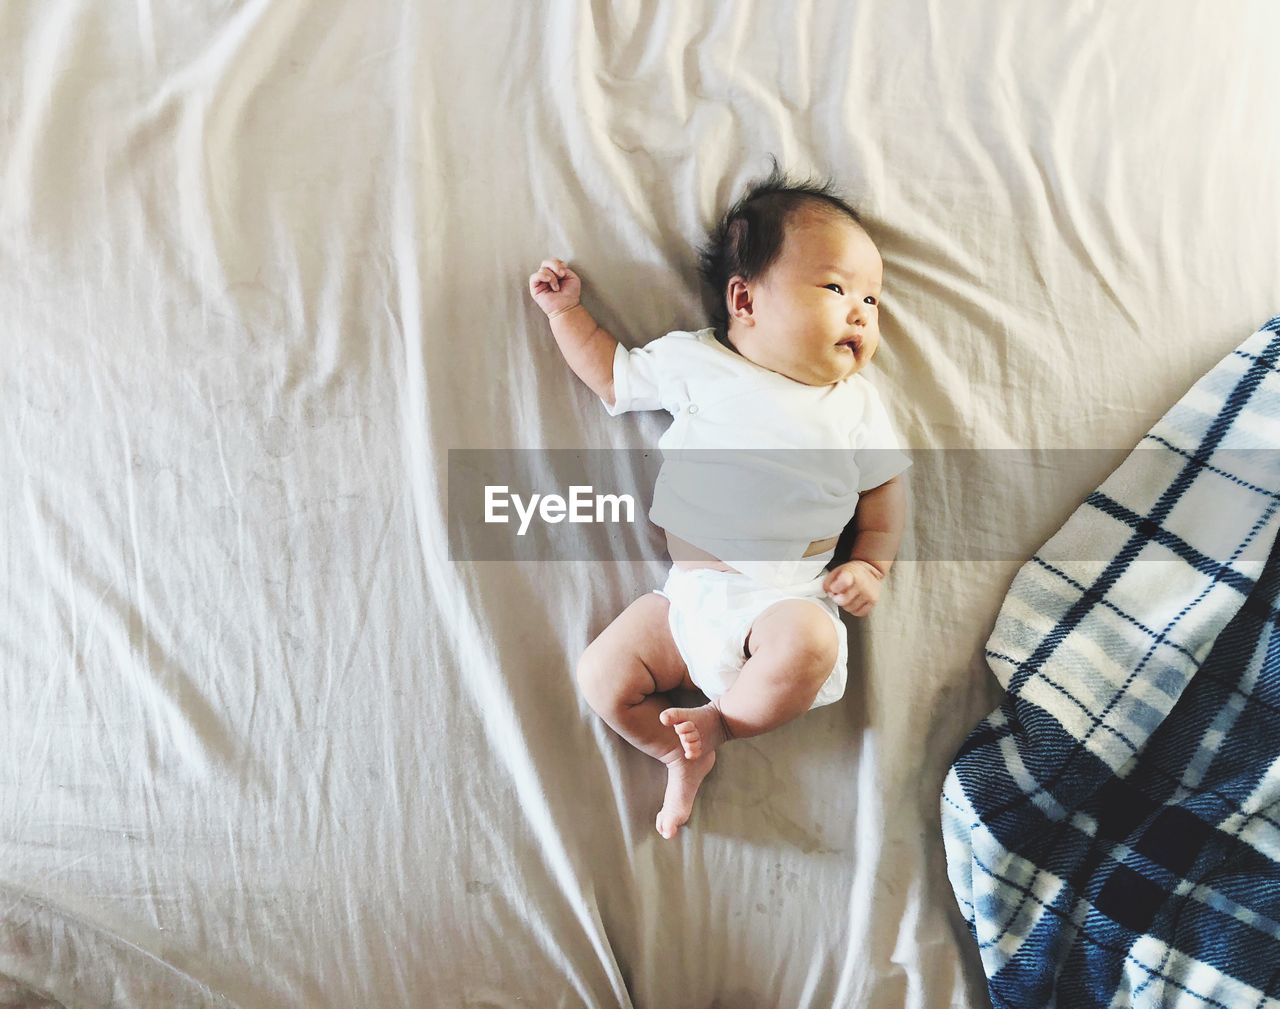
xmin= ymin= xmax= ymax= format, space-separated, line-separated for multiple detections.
xmin=659 ymin=600 xmax=839 ymax=759
xmin=577 ymin=593 xmax=716 ymax=839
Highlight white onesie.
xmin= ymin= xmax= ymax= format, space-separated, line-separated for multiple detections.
xmin=602 ymin=327 xmax=910 ymax=586
xmin=602 ymin=328 xmax=911 ymax=709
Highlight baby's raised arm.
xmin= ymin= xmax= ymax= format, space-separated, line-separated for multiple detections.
xmin=528 ymin=258 xmax=618 ymax=408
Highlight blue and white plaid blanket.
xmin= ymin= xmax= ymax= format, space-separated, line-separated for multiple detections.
xmin=942 ymin=318 xmax=1280 ymax=1008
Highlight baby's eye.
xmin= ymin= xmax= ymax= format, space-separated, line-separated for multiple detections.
xmin=864 ymin=295 xmax=878 ymax=306
xmin=824 ymin=284 xmax=843 ymax=294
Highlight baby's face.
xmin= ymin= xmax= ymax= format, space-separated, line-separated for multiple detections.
xmin=725 ymin=209 xmax=883 ymax=386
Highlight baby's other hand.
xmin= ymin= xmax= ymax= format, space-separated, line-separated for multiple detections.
xmin=528 ymin=258 xmax=583 ymax=318
xmin=823 ymin=560 xmax=883 ymax=618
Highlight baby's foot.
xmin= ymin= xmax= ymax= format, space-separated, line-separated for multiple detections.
xmin=659 ymin=701 xmax=731 ymax=761
xmin=656 ymin=749 xmax=716 ymax=840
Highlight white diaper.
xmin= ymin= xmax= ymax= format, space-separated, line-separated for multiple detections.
xmin=654 ymin=565 xmax=849 ymax=710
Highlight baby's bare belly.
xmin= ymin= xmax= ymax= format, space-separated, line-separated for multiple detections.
xmin=665 ymin=531 xmax=840 ymax=572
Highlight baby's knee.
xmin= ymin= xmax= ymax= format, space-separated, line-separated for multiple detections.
xmin=576 ymin=644 xmax=606 ymax=698
xmin=770 ymin=605 xmax=839 ymax=681
xmin=576 ymin=639 xmax=625 ymax=709
xmin=578 ymin=638 xmax=656 ymax=715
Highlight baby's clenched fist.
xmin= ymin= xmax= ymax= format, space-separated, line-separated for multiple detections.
xmin=528 ymin=258 xmax=583 ymax=318
xmin=823 ymin=560 xmax=884 ymax=618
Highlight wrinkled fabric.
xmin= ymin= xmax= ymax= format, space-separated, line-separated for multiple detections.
xmin=2 ymin=1 xmax=1280 ymax=1006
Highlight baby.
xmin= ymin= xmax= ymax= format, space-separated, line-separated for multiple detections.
xmin=526 ymin=164 xmax=909 ymax=839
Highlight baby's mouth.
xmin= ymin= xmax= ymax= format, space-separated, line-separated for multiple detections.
xmin=837 ymin=338 xmax=859 ymax=354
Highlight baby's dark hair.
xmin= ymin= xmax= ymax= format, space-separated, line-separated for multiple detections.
xmin=697 ymin=155 xmax=866 ymax=337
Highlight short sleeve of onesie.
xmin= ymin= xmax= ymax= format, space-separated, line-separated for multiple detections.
xmin=854 ymin=381 xmax=912 ymax=492
xmin=601 ymin=335 xmax=689 ymax=416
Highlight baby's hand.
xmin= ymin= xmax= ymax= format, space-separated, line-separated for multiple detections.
xmin=823 ymin=560 xmax=884 ymax=618
xmin=528 ymin=258 xmax=583 ymax=319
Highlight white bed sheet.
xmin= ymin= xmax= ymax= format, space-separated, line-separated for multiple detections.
xmin=3 ymin=1 xmax=1279 ymax=1006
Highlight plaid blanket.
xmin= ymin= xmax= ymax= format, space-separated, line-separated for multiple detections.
xmin=942 ymin=317 xmax=1280 ymax=1008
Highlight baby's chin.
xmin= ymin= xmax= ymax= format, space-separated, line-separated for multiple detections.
xmin=799 ymin=359 xmax=859 ymax=386
xmin=782 ymin=351 xmax=859 ymax=386
xmin=829 ymin=345 xmax=865 ymax=381
xmin=750 ymin=349 xmax=860 ymax=385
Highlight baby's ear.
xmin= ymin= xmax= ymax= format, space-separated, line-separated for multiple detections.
xmin=726 ymin=276 xmax=753 ymax=319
